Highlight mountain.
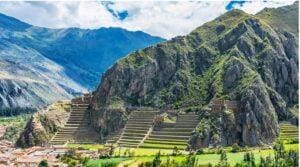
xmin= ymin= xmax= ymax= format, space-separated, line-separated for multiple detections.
xmin=90 ymin=2 xmax=298 ymax=147
xmin=0 ymin=13 xmax=164 ymax=109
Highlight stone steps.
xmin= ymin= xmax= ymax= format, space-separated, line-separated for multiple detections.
xmin=279 ymin=123 xmax=298 ymax=142
xmin=161 ymin=128 xmax=195 ymax=132
xmin=151 ymin=131 xmax=192 ymax=136
xmin=50 ymin=94 xmax=99 ymax=145
xmin=149 ymin=134 xmax=190 ymax=140
xmin=117 ymin=110 xmax=158 ymax=148
xmin=142 ymin=113 xmax=198 ymax=150
xmin=125 ymin=127 xmax=150 ymax=131
xmin=140 ymin=143 xmax=186 ymax=150
xmin=144 ymin=140 xmax=187 ymax=145
xmin=119 ymin=143 xmax=139 ymax=148
xmin=146 ymin=138 xmax=187 ymax=143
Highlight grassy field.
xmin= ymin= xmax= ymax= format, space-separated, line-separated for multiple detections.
xmin=67 ymin=143 xmax=104 ymax=150
xmin=84 ymin=143 xmax=298 ymax=167
xmin=87 ymin=158 xmax=128 ymax=167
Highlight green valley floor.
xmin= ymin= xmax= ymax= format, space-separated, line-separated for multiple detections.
xmin=68 ymin=143 xmax=298 ymax=167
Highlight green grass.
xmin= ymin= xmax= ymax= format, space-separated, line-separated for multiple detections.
xmin=87 ymin=158 xmax=129 ymax=167
xmin=113 ymin=147 xmax=186 ymax=156
xmin=144 ymin=140 xmax=187 ymax=145
xmin=0 ymin=114 xmax=31 ymax=126
xmin=195 ymin=150 xmax=271 ymax=166
xmin=82 ymin=143 xmax=299 ymax=167
xmin=140 ymin=143 xmax=187 ymax=150
xmin=0 ymin=114 xmax=31 ymax=142
xmin=115 ymin=143 xmax=298 ymax=166
xmin=115 ymin=151 xmax=266 ymax=167
xmin=67 ymin=144 xmax=104 ymax=150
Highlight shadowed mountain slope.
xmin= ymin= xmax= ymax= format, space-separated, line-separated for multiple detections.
xmin=91 ymin=3 xmax=298 ymax=147
xmin=0 ymin=13 xmax=164 ymax=109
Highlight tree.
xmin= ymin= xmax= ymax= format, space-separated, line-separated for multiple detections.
xmin=231 ymin=143 xmax=241 ymax=153
xmin=38 ymin=160 xmax=49 ymax=167
xmin=152 ymin=151 xmax=162 ymax=167
xmin=243 ymin=152 xmax=255 ymax=167
xmin=172 ymin=146 xmax=179 ymax=156
xmin=186 ymin=154 xmax=197 ymax=167
xmin=109 ymin=144 xmax=114 ymax=156
xmin=216 ymin=150 xmax=230 ymax=167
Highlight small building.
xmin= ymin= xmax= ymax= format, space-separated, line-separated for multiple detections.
xmin=208 ymin=99 xmax=239 ymax=113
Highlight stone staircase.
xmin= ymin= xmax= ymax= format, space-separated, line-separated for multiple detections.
xmin=117 ymin=110 xmax=158 ymax=148
xmin=279 ymin=122 xmax=299 ymax=141
xmin=105 ymin=131 xmax=122 ymax=147
xmin=140 ymin=112 xmax=198 ymax=150
xmin=49 ymin=94 xmax=99 ymax=145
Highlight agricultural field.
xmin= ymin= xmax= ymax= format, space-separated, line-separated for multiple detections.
xmin=87 ymin=157 xmax=129 ymax=167
xmin=67 ymin=144 xmax=104 ymax=150
xmin=82 ymin=142 xmax=298 ymax=167
xmin=279 ymin=123 xmax=299 ymax=142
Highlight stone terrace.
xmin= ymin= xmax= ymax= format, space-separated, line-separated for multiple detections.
xmin=140 ymin=112 xmax=198 ymax=150
xmin=117 ymin=109 xmax=158 ymax=148
xmin=50 ymin=94 xmax=99 ymax=145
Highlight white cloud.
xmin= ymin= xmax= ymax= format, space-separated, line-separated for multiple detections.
xmin=235 ymin=1 xmax=295 ymax=14
xmin=0 ymin=1 xmax=295 ymax=39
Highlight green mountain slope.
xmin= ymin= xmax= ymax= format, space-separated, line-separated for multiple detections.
xmin=91 ymin=3 xmax=298 ymax=147
xmin=0 ymin=13 xmax=164 ymax=109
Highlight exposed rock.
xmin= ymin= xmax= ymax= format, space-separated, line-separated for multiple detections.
xmin=16 ymin=101 xmax=70 ymax=147
xmin=16 ymin=114 xmax=57 ymax=147
xmin=90 ymin=3 xmax=298 ymax=147
xmin=91 ymin=108 xmax=126 ymax=141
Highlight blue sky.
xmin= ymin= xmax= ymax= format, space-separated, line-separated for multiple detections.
xmin=226 ymin=1 xmax=247 ymax=10
xmin=0 ymin=1 xmax=294 ymax=39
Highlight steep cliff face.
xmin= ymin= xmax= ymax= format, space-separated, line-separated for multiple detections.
xmin=91 ymin=3 xmax=298 ymax=147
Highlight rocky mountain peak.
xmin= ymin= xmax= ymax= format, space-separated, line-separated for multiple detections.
xmin=90 ymin=3 xmax=298 ymax=147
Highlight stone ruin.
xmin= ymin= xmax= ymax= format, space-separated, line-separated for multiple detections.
xmin=208 ymin=99 xmax=239 ymax=113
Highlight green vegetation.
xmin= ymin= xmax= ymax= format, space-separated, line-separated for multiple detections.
xmin=87 ymin=158 xmax=129 ymax=167
xmin=140 ymin=143 xmax=186 ymax=150
xmin=256 ymin=1 xmax=298 ymax=36
xmin=133 ymin=142 xmax=298 ymax=167
xmin=0 ymin=114 xmax=31 ymax=142
xmin=67 ymin=144 xmax=105 ymax=151
xmin=0 ymin=107 xmax=36 ymax=117
xmin=75 ymin=142 xmax=298 ymax=166
xmin=279 ymin=123 xmax=299 ymax=143
xmin=60 ymin=149 xmax=90 ymax=167
xmin=38 ymin=160 xmax=49 ymax=167
xmin=16 ymin=114 xmax=60 ymax=148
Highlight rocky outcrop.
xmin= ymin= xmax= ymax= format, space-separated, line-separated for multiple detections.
xmin=16 ymin=114 xmax=57 ymax=147
xmin=91 ymin=108 xmax=126 ymax=141
xmin=16 ymin=101 xmax=70 ymax=147
xmin=91 ymin=3 xmax=298 ymax=147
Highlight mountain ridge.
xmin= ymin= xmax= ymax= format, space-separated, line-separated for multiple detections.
xmin=90 ymin=3 xmax=298 ymax=147
xmin=0 ymin=13 xmax=164 ymax=109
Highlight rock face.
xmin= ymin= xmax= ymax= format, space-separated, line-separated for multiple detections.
xmin=0 ymin=13 xmax=164 ymax=109
xmin=91 ymin=3 xmax=298 ymax=147
xmin=16 ymin=101 xmax=71 ymax=147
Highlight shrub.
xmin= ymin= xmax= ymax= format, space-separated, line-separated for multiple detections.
xmin=38 ymin=160 xmax=48 ymax=167
xmin=231 ymin=143 xmax=241 ymax=153
xmin=196 ymin=148 xmax=204 ymax=155
xmin=216 ymin=150 xmax=229 ymax=167
xmin=172 ymin=146 xmax=179 ymax=156
xmin=152 ymin=152 xmax=162 ymax=167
